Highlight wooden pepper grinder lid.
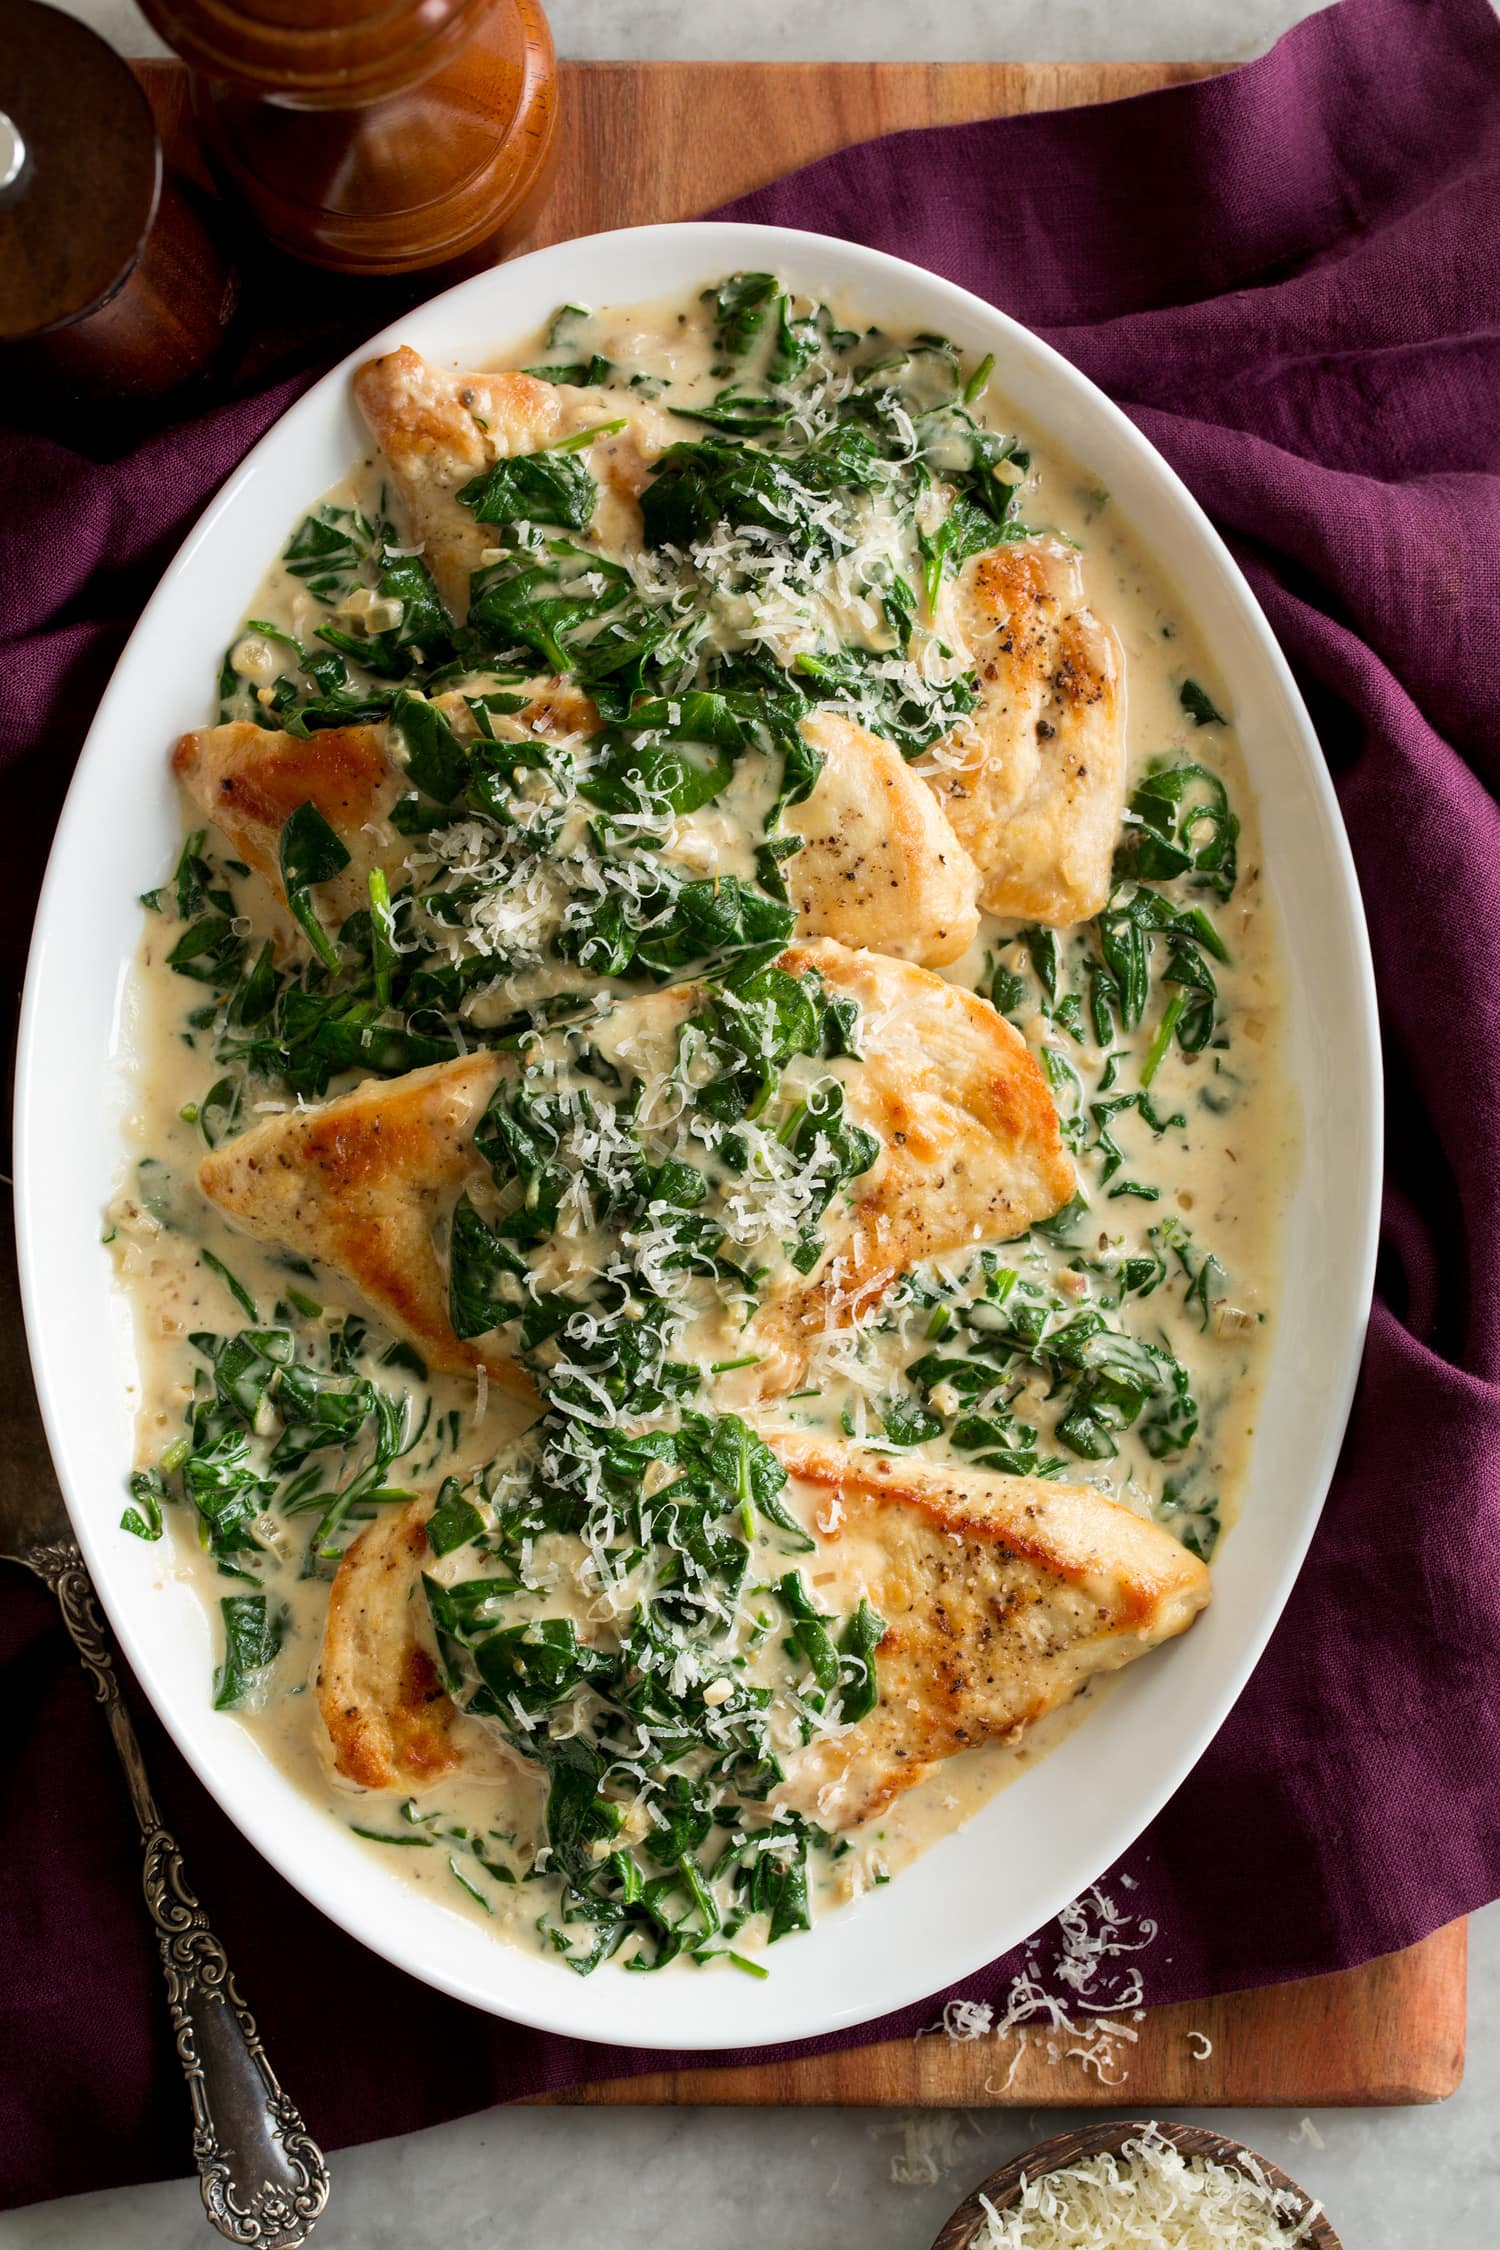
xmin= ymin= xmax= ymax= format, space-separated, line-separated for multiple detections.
xmin=0 ymin=0 xmax=237 ymax=398
xmin=137 ymin=0 xmax=561 ymax=275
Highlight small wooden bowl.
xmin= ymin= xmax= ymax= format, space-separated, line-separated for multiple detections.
xmin=932 ymin=2121 xmax=1342 ymax=2250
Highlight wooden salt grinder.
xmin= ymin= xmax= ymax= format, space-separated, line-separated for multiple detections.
xmin=0 ymin=0 xmax=237 ymax=401
xmin=135 ymin=0 xmax=561 ymax=275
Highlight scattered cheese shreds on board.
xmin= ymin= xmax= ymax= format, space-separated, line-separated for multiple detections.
xmin=931 ymin=1880 xmax=1158 ymax=2088
xmin=942 ymin=1997 xmax=996 ymax=2042
xmin=977 ymin=2124 xmax=1322 ymax=2247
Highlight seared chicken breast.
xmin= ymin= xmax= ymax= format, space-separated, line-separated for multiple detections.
xmin=754 ymin=941 xmax=1075 ymax=1374
xmin=171 ymin=721 xmax=407 ymax=932
xmin=317 ymin=1435 xmax=1210 ymax=1811
xmin=199 ymin=1049 xmax=517 ymax=1385
xmin=174 ymin=703 xmax=980 ymax=970
xmin=172 ymin=684 xmax=598 ymax=926
xmin=197 ymin=941 xmax=1073 ymax=1392
xmin=766 ymin=1431 xmax=1211 ymax=1827
xmin=353 ymin=345 xmax=671 ymax=616
xmin=319 ymin=1495 xmax=510 ymax=1791
xmin=783 ymin=711 xmax=980 ymax=969
xmin=925 ymin=536 xmax=1126 ymax=926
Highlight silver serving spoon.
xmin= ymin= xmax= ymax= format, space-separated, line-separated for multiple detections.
xmin=0 ymin=1190 xmax=330 ymax=2245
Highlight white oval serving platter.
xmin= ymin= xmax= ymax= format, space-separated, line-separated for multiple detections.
xmin=14 ymin=222 xmax=1381 ymax=2052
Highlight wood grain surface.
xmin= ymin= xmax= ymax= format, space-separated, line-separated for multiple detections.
xmin=127 ymin=52 xmax=1465 ymax=2112
xmin=535 ymin=1922 xmax=1467 ymax=2109
xmin=512 ymin=61 xmax=1224 ymax=247
xmin=137 ymin=58 xmax=1225 ymax=248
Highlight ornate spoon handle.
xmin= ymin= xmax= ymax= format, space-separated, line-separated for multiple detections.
xmin=27 ymin=1535 xmax=331 ymax=2246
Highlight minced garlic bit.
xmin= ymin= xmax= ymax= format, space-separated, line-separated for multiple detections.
xmin=333 ymin=584 xmax=405 ymax=636
xmin=230 ymin=633 xmax=279 ymax=686
xmin=979 ymin=2125 xmax=1320 ymax=2247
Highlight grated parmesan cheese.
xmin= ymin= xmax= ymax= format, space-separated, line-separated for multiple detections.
xmin=976 ymin=2125 xmax=1320 ymax=2247
xmin=928 ymin=1882 xmax=1160 ymax=2093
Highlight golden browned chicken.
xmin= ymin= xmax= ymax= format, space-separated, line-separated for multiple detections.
xmin=319 ymin=1496 xmax=511 ymax=1791
xmin=174 ymin=697 xmax=983 ymax=972
xmin=782 ymin=711 xmax=980 ymax=969
xmin=171 ymin=721 xmax=407 ymax=932
xmin=755 ymin=941 xmax=1075 ymax=1368
xmin=316 ymin=1435 xmax=1209 ymax=1815
xmin=173 ymin=702 xmax=976 ymax=967
xmin=764 ymin=1431 xmax=1211 ymax=1827
xmin=171 ymin=682 xmax=599 ymax=928
xmin=197 ymin=941 xmax=1073 ymax=1390
xmin=925 ymin=535 xmax=1126 ymax=926
xmin=353 ymin=345 xmax=671 ymax=615
xmin=199 ymin=1050 xmax=517 ymax=1384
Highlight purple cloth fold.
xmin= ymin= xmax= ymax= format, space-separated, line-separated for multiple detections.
xmin=3 ymin=0 xmax=1498 ymax=2207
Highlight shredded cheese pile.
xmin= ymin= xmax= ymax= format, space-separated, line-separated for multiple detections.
xmin=978 ymin=2126 xmax=1320 ymax=2248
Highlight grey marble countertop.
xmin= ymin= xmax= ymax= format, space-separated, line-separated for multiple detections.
xmin=52 ymin=0 xmax=1335 ymax=63
xmin=11 ymin=4 xmax=1498 ymax=2245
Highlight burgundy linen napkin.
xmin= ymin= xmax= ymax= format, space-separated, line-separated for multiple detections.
xmin=3 ymin=0 xmax=1499 ymax=2206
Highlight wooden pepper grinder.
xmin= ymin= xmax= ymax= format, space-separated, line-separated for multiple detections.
xmin=0 ymin=0 xmax=238 ymax=400
xmin=136 ymin=0 xmax=560 ymax=275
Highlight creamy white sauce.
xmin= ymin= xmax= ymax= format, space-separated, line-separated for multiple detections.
xmin=110 ymin=282 xmax=1295 ymax=1962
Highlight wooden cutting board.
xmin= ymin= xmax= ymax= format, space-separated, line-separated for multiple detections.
xmin=537 ymin=1922 xmax=1467 ymax=2109
xmin=513 ymin=60 xmax=1225 ymax=248
xmin=128 ymin=54 xmax=1467 ymax=2110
